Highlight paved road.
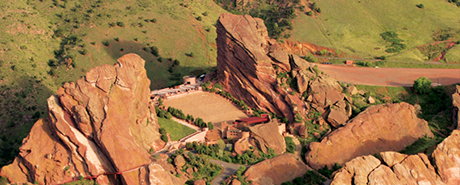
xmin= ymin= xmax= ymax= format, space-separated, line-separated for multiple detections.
xmin=316 ymin=64 xmax=460 ymax=86
xmin=210 ymin=159 xmax=250 ymax=185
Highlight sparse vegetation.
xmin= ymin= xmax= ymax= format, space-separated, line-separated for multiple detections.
xmin=285 ymin=137 xmax=296 ymax=154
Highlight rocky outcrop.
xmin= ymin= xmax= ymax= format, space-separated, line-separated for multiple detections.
xmin=306 ymin=102 xmax=433 ymax=170
xmin=216 ymin=13 xmax=297 ymax=121
xmin=330 ymin=130 xmax=460 ymax=185
xmin=243 ymin=153 xmax=309 ymax=185
xmin=216 ymin=13 xmax=351 ymax=125
xmin=248 ymin=120 xmax=286 ymax=155
xmin=452 ymin=85 xmax=460 ymax=129
xmin=0 ymin=54 xmax=168 ymax=184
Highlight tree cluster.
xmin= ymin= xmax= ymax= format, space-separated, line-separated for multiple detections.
xmin=380 ymin=31 xmax=407 ymax=53
xmin=185 ymin=141 xmax=277 ymax=166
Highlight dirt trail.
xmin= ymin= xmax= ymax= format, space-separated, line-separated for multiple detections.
xmin=316 ymin=64 xmax=460 ymax=86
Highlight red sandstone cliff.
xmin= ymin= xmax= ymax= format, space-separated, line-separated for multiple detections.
xmin=216 ymin=13 xmax=350 ymax=125
xmin=0 ymin=54 xmax=173 ymax=184
xmin=305 ymin=102 xmax=433 ymax=170
xmin=330 ymin=129 xmax=460 ymax=185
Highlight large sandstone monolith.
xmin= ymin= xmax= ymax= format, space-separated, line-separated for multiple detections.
xmin=306 ymin=102 xmax=433 ymax=170
xmin=216 ymin=13 xmax=351 ymax=126
xmin=0 ymin=54 xmax=170 ymax=185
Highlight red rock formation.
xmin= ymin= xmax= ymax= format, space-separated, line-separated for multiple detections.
xmin=330 ymin=130 xmax=460 ymax=185
xmin=306 ymin=102 xmax=433 ymax=170
xmin=0 ymin=54 xmax=169 ymax=184
xmin=216 ymin=13 xmax=297 ymax=121
xmin=216 ymin=13 xmax=351 ymax=127
xmin=248 ymin=120 xmax=286 ymax=155
xmin=243 ymin=153 xmax=309 ymax=185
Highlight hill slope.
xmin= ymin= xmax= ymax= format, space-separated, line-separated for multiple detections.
xmin=0 ymin=0 xmax=226 ymax=167
xmin=290 ymin=0 xmax=460 ymax=60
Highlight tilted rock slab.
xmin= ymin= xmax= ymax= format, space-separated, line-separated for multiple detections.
xmin=0 ymin=54 xmax=168 ymax=184
xmin=331 ymin=130 xmax=460 ymax=185
xmin=248 ymin=120 xmax=286 ymax=155
xmin=244 ymin=153 xmax=309 ymax=185
xmin=216 ymin=13 xmax=302 ymax=121
xmin=216 ymin=13 xmax=351 ymax=125
xmin=306 ymin=102 xmax=433 ymax=170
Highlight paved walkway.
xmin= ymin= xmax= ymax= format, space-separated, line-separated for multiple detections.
xmin=316 ymin=64 xmax=460 ymax=86
xmin=210 ymin=159 xmax=250 ymax=185
xmin=171 ymin=117 xmax=200 ymax=131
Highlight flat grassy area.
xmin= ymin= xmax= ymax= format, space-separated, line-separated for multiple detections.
xmin=0 ymin=0 xmax=226 ymax=167
xmin=290 ymin=0 xmax=460 ymax=60
xmin=163 ymin=92 xmax=248 ymax=123
xmin=158 ymin=117 xmax=196 ymax=141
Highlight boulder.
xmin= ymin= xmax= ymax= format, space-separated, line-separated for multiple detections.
xmin=234 ymin=138 xmax=251 ymax=155
xmin=248 ymin=120 xmax=286 ymax=155
xmin=0 ymin=54 xmax=166 ymax=184
xmin=290 ymin=54 xmax=310 ymax=71
xmin=243 ymin=153 xmax=309 ymax=185
xmin=327 ymin=108 xmax=349 ymax=128
xmin=306 ymin=102 xmax=433 ymax=170
xmin=368 ymin=96 xmax=376 ymax=104
xmin=174 ymin=155 xmax=186 ymax=169
xmin=194 ymin=179 xmax=206 ymax=185
xmin=432 ymin=130 xmax=460 ymax=184
xmin=346 ymin=85 xmax=358 ymax=95
xmin=331 ymin=130 xmax=460 ymax=185
xmin=268 ymin=50 xmax=291 ymax=71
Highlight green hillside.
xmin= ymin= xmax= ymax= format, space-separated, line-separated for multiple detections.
xmin=290 ymin=0 xmax=460 ymax=61
xmin=0 ymin=0 xmax=226 ymax=167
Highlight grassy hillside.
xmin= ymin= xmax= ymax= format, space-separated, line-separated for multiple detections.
xmin=290 ymin=0 xmax=460 ymax=61
xmin=0 ymin=0 xmax=226 ymax=167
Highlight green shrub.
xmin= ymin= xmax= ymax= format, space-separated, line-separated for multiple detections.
xmin=285 ymin=137 xmax=295 ymax=153
xmin=413 ymin=77 xmax=432 ymax=94
xmin=196 ymin=16 xmax=202 ymax=21
xmin=306 ymin=11 xmax=313 ymax=16
xmin=116 ymin=21 xmax=125 ymax=27
xmin=79 ymin=49 xmax=88 ymax=55
xmin=102 ymin=41 xmax=109 ymax=46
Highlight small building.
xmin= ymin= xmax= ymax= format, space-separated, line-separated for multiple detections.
xmin=226 ymin=125 xmax=243 ymax=140
xmin=235 ymin=114 xmax=270 ymax=130
xmin=183 ymin=76 xmax=197 ymax=85
xmin=345 ymin=60 xmax=354 ymax=65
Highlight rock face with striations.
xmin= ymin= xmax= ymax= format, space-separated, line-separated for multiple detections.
xmin=305 ymin=102 xmax=433 ymax=170
xmin=216 ymin=13 xmax=350 ymax=125
xmin=330 ymin=130 xmax=460 ymax=185
xmin=243 ymin=153 xmax=309 ymax=185
xmin=0 ymin=54 xmax=172 ymax=184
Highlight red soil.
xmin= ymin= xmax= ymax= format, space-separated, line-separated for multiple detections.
xmin=316 ymin=64 xmax=460 ymax=87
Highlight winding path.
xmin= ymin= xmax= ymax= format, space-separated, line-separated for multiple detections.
xmin=316 ymin=64 xmax=460 ymax=86
xmin=209 ymin=159 xmax=250 ymax=185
